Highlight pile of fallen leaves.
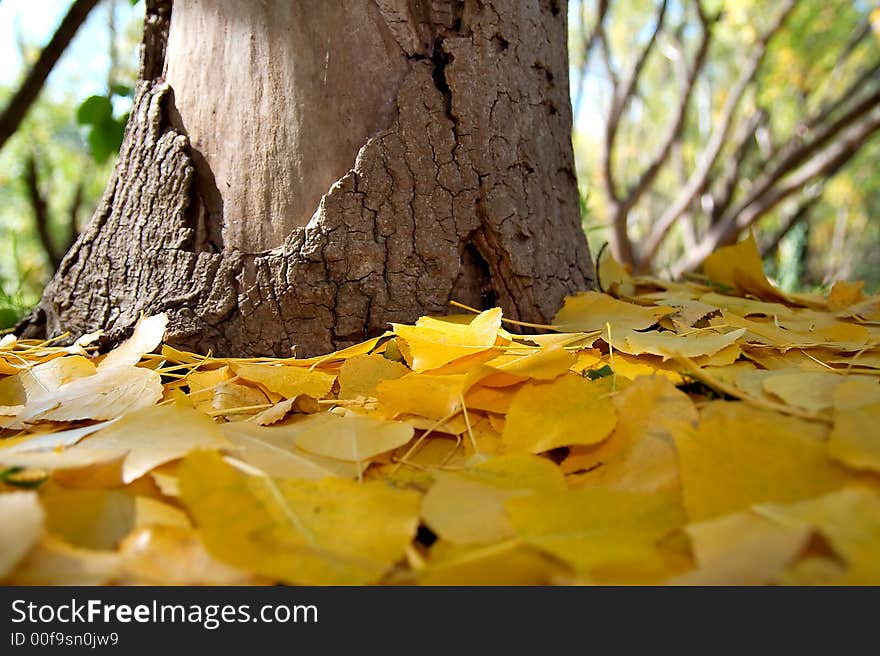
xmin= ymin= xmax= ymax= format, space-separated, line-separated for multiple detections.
xmin=1 ymin=235 xmax=878 ymax=585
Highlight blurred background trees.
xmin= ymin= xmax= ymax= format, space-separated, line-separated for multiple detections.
xmin=570 ymin=0 xmax=880 ymax=288
xmin=1 ymin=0 xmax=878 ymax=331
xmin=0 ymin=0 xmax=139 ymax=328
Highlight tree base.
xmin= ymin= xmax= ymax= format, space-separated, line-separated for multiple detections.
xmin=21 ymin=1 xmax=594 ymax=357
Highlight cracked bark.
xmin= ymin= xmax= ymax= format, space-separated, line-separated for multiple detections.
xmin=21 ymin=0 xmax=595 ymax=357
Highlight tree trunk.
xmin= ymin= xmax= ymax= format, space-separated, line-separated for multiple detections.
xmin=22 ymin=0 xmax=594 ymax=357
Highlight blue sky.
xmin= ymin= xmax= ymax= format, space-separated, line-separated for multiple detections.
xmin=0 ymin=0 xmax=140 ymax=99
xmin=0 ymin=0 xmax=599 ymax=131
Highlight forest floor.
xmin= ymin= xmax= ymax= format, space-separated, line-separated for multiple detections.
xmin=1 ymin=234 xmax=878 ymax=585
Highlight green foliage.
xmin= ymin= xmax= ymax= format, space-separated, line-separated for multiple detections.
xmin=0 ymin=0 xmax=142 ymax=314
xmin=76 ymin=88 xmax=131 ymax=163
xmin=570 ymin=0 xmax=880 ymax=291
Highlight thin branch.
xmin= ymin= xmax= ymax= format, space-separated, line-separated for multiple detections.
xmin=758 ymin=188 xmax=824 ymax=258
xmin=636 ymin=0 xmax=798 ymax=270
xmin=0 ymin=0 xmax=101 ymax=151
xmin=601 ymin=0 xmax=669 ymax=265
xmin=573 ymin=0 xmax=610 ymax=118
xmin=672 ymin=108 xmax=880 ymax=275
xmin=596 ymin=26 xmax=619 ymax=89
xmin=601 ymin=0 xmax=669 ymax=205
xmin=709 ymin=110 xmax=766 ymax=224
xmin=719 ymin=84 xmax=880 ymax=234
xmin=64 ymin=180 xmax=84 ymax=256
xmin=23 ymin=153 xmax=60 ymax=270
xmin=622 ymin=0 xmax=715 ymax=213
xmin=758 ymin=65 xmax=880 ymax=190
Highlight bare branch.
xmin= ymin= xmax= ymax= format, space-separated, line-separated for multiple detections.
xmin=601 ymin=0 xmax=669 ymax=265
xmin=64 ymin=180 xmax=84 ymax=256
xmin=622 ymin=1 xmax=715 ymax=213
xmin=760 ymin=63 xmax=880 ymax=187
xmin=709 ymin=110 xmax=766 ymax=224
xmin=596 ymin=26 xmax=619 ymax=89
xmin=601 ymin=0 xmax=669 ymax=205
xmin=758 ymin=188 xmax=824 ymax=259
xmin=573 ymin=0 xmax=610 ymax=117
xmin=721 ymin=84 xmax=880 ymax=233
xmin=23 ymin=153 xmax=61 ymax=270
xmin=636 ymin=0 xmax=798 ymax=270
xmin=0 ymin=0 xmax=101 ymax=151
xmin=672 ymin=108 xmax=880 ymax=275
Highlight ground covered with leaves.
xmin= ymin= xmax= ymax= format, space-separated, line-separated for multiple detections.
xmin=1 ymin=235 xmax=878 ymax=585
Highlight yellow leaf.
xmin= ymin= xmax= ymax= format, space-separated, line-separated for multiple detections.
xmin=338 ymin=354 xmax=409 ymax=399
xmin=119 ymin=526 xmax=259 ymax=585
xmin=0 ymin=404 xmax=231 ymax=483
xmin=8 ymin=365 xmax=163 ymax=425
xmin=213 ymin=379 xmax=270 ymax=411
xmin=677 ymin=402 xmax=851 ymax=521
xmin=5 ymin=536 xmax=120 ymax=585
xmin=185 ymin=366 xmax=231 ymax=412
xmin=99 ymin=313 xmax=168 ymax=369
xmin=762 ymin=372 xmax=872 ymax=413
xmin=553 ymin=291 xmax=674 ymax=333
xmin=231 ymin=363 xmax=335 ymax=400
xmin=566 ymin=376 xmax=696 ymax=493
xmin=420 ymin=540 xmax=565 ymax=585
xmin=501 ymin=374 xmax=616 ymax=453
xmin=134 ymin=496 xmax=191 ymax=530
xmin=596 ymin=247 xmax=635 ymax=297
xmin=392 ymin=308 xmax=503 ymax=372
xmin=421 ymin=455 xmax=565 ymax=544
xmin=758 ymin=487 xmax=880 ymax=584
xmin=22 ymin=355 xmax=97 ymax=394
xmin=40 ymin=484 xmax=135 ymax=550
xmin=179 ymin=451 xmax=420 ymax=584
xmin=574 ymin=350 xmax=683 ymax=383
xmin=828 ymin=379 xmax=880 ymax=473
xmin=249 ymin=395 xmax=319 ymax=426
xmin=473 ymin=343 xmax=576 ymax=385
xmin=620 ymin=328 xmax=745 ymax=360
xmin=702 ymin=232 xmax=786 ymax=301
xmin=295 ymin=411 xmax=414 ymax=463
xmin=463 ymin=384 xmax=516 ymax=414
xmin=0 ymin=491 xmax=44 ymax=579
xmin=670 ymin=510 xmax=811 ymax=585
xmin=422 ymin=473 xmax=517 ymax=544
xmin=0 ymin=419 xmax=118 ymax=454
xmin=506 ymin=487 xmax=685 ymax=580
xmin=827 ymin=280 xmax=864 ymax=311
xmin=376 ymin=373 xmax=463 ymax=420
xmin=220 ymin=421 xmax=361 ymax=480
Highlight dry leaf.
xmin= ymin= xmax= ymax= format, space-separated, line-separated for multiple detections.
xmin=553 ymin=291 xmax=674 ymax=333
xmin=179 ymin=451 xmax=420 ymax=585
xmin=392 ymin=308 xmax=504 ymax=372
xmin=506 ymin=487 xmax=685 ymax=581
xmin=828 ymin=379 xmax=880 ymax=473
xmin=295 ymin=411 xmax=414 ymax=464
xmin=231 ymin=363 xmax=335 ymax=400
xmin=677 ymin=402 xmax=851 ymax=521
xmin=501 ymin=374 xmax=616 ymax=453
xmin=0 ymin=491 xmax=44 ymax=579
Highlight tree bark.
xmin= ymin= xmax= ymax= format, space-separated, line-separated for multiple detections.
xmin=22 ymin=0 xmax=594 ymax=357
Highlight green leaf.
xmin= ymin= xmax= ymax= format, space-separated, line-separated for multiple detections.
xmin=110 ymin=83 xmax=133 ymax=98
xmin=586 ymin=364 xmax=614 ymax=380
xmin=76 ymin=95 xmax=113 ymax=126
xmin=0 ymin=307 xmax=21 ymax=330
xmin=0 ymin=467 xmax=47 ymax=490
xmin=87 ymin=118 xmax=126 ymax=163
